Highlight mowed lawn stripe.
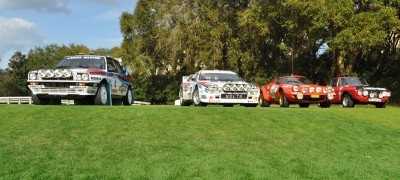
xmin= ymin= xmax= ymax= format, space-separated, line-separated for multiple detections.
xmin=0 ymin=105 xmax=399 ymax=179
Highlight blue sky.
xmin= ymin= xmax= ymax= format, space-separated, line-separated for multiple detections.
xmin=0 ymin=0 xmax=138 ymax=69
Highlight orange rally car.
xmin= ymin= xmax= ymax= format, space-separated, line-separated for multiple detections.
xmin=259 ymin=75 xmax=334 ymax=108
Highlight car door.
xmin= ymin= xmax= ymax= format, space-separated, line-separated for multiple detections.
xmin=331 ymin=78 xmax=341 ymax=102
xmin=106 ymin=58 xmax=125 ymax=96
xmin=271 ymin=78 xmax=283 ymax=101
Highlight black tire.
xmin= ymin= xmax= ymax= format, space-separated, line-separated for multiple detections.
xmin=342 ymin=94 xmax=354 ymax=108
xmin=375 ymin=101 xmax=388 ymax=108
xmin=299 ymin=103 xmax=310 ymax=108
xmin=123 ymin=87 xmax=133 ymax=105
xmin=94 ymin=83 xmax=109 ymax=105
xmin=32 ymin=95 xmax=49 ymax=105
xmin=279 ymin=90 xmax=289 ymax=107
xmin=259 ymin=93 xmax=271 ymax=107
xmin=319 ymin=101 xmax=331 ymax=108
xmin=179 ymin=90 xmax=191 ymax=106
xmin=192 ymin=88 xmax=206 ymax=106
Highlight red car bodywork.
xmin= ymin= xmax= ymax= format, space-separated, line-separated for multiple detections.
xmin=330 ymin=77 xmax=391 ymax=108
xmin=260 ymin=75 xmax=334 ymax=108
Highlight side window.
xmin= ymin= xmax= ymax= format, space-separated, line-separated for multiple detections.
xmin=341 ymin=78 xmax=348 ymax=86
xmin=277 ymin=78 xmax=284 ymax=84
xmin=330 ymin=79 xmax=338 ymax=87
xmin=106 ymin=58 xmax=122 ymax=74
xmin=113 ymin=60 xmax=123 ymax=74
xmin=192 ymin=73 xmax=199 ymax=81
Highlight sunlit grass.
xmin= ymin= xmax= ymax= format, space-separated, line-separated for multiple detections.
xmin=0 ymin=105 xmax=399 ymax=179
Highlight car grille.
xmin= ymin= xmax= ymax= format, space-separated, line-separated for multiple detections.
xmin=38 ymin=82 xmax=78 ymax=88
xmin=40 ymin=88 xmax=78 ymax=94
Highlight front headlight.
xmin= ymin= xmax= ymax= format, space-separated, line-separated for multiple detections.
xmin=309 ymin=87 xmax=315 ymax=93
xmin=316 ymin=87 xmax=322 ymax=93
xmin=357 ymin=90 xmax=362 ymax=96
xmin=328 ymin=93 xmax=334 ymax=100
xmin=293 ymin=85 xmax=299 ymax=92
xmin=326 ymin=86 xmax=333 ymax=93
xmin=29 ymin=73 xmax=37 ymax=80
xmin=223 ymin=84 xmax=230 ymax=91
xmin=378 ymin=93 xmax=384 ymax=99
xmin=302 ymin=87 xmax=308 ymax=93
xmin=244 ymin=84 xmax=251 ymax=92
xmin=231 ymin=84 xmax=238 ymax=91
xmin=38 ymin=69 xmax=46 ymax=78
xmin=62 ymin=69 xmax=72 ymax=78
xmin=369 ymin=93 xmax=375 ymax=98
xmin=363 ymin=90 xmax=368 ymax=96
xmin=82 ymin=73 xmax=89 ymax=81
xmin=238 ymin=84 xmax=244 ymax=91
xmin=46 ymin=69 xmax=55 ymax=78
xmin=250 ymin=89 xmax=259 ymax=95
xmin=54 ymin=69 xmax=63 ymax=78
xmin=76 ymin=74 xmax=82 ymax=81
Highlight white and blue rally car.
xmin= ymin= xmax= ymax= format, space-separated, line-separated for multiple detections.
xmin=179 ymin=70 xmax=260 ymax=107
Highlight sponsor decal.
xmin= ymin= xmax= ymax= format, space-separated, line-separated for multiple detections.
xmin=66 ymin=56 xmax=101 ymax=59
xmin=91 ymin=77 xmax=102 ymax=81
xmin=119 ymin=84 xmax=126 ymax=93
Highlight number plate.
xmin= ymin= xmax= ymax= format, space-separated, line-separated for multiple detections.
xmin=311 ymin=94 xmax=320 ymax=98
xmin=221 ymin=94 xmax=247 ymax=99
xmin=368 ymin=98 xmax=381 ymax=102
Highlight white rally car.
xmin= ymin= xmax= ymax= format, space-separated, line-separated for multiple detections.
xmin=179 ymin=70 xmax=260 ymax=107
xmin=27 ymin=55 xmax=134 ymax=105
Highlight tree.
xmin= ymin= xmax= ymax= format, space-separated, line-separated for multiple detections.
xmin=1 ymin=52 xmax=29 ymax=96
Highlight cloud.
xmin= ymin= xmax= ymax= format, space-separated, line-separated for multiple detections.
xmin=0 ymin=0 xmax=71 ymax=13
xmin=0 ymin=17 xmax=44 ymax=67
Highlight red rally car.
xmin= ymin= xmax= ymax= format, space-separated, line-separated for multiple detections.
xmin=330 ymin=77 xmax=391 ymax=108
xmin=259 ymin=75 xmax=334 ymax=108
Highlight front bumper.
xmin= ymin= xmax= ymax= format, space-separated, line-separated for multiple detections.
xmin=353 ymin=96 xmax=390 ymax=103
xmin=199 ymin=93 xmax=259 ymax=104
xmin=286 ymin=92 xmax=333 ymax=103
xmin=28 ymin=85 xmax=98 ymax=97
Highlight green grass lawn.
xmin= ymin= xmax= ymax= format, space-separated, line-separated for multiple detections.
xmin=0 ymin=105 xmax=399 ymax=179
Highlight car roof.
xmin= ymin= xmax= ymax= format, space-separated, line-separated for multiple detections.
xmin=198 ymin=70 xmax=237 ymax=74
xmin=278 ymin=75 xmax=305 ymax=78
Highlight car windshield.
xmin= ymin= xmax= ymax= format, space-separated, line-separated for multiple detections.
xmin=55 ymin=56 xmax=106 ymax=70
xmin=199 ymin=73 xmax=243 ymax=82
xmin=342 ymin=77 xmax=369 ymax=86
xmin=283 ymin=77 xmax=312 ymax=84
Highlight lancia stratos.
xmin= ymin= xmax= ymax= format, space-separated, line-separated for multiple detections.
xmin=259 ymin=75 xmax=334 ymax=108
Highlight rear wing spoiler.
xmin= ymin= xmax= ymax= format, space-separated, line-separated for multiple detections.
xmin=182 ymin=76 xmax=189 ymax=83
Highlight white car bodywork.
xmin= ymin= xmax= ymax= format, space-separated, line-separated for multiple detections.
xmin=27 ymin=55 xmax=133 ymax=105
xmin=179 ymin=70 xmax=260 ymax=106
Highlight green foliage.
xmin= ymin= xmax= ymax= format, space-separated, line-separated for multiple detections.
xmin=119 ymin=0 xmax=400 ymax=104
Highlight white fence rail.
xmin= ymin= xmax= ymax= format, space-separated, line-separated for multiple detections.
xmin=0 ymin=97 xmax=32 ymax=104
xmin=0 ymin=97 xmax=150 ymax=105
